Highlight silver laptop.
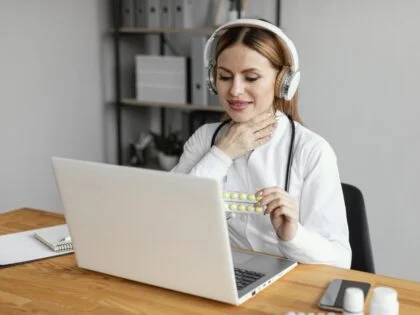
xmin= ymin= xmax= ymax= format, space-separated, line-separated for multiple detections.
xmin=52 ymin=157 xmax=297 ymax=305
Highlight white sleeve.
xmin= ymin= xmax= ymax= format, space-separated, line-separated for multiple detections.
xmin=277 ymin=140 xmax=352 ymax=269
xmin=171 ymin=125 xmax=233 ymax=182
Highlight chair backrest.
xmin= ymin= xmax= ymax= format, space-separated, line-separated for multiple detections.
xmin=341 ymin=183 xmax=375 ymax=273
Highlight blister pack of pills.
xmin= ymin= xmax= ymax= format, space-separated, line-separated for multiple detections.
xmin=222 ymin=192 xmax=265 ymax=214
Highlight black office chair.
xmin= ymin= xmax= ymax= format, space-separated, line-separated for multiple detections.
xmin=341 ymin=183 xmax=375 ymax=273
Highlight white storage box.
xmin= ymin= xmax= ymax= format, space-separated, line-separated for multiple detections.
xmin=135 ymin=84 xmax=186 ymax=103
xmin=135 ymin=55 xmax=187 ymax=104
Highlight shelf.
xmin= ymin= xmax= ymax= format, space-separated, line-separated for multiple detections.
xmin=121 ymin=98 xmax=225 ymax=113
xmin=116 ymin=27 xmax=216 ymax=34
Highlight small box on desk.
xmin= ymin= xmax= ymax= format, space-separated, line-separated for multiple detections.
xmin=135 ymin=55 xmax=186 ymax=104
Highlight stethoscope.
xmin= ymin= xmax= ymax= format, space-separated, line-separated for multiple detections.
xmin=210 ymin=114 xmax=296 ymax=193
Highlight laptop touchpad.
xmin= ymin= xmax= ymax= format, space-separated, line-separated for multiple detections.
xmin=232 ymin=251 xmax=255 ymax=265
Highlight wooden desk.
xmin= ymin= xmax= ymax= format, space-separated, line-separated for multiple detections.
xmin=1 ymin=209 xmax=420 ymax=314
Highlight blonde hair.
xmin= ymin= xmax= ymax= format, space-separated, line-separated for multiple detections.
xmin=214 ymin=25 xmax=302 ymax=123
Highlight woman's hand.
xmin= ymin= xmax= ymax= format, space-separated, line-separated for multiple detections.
xmin=215 ymin=111 xmax=277 ymax=160
xmin=256 ymin=187 xmax=299 ymax=241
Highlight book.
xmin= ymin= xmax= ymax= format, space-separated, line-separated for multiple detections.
xmin=34 ymin=224 xmax=73 ymax=252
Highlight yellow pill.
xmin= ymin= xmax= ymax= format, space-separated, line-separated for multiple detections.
xmin=255 ymin=207 xmax=263 ymax=213
xmin=256 ymin=196 xmax=263 ymax=201
xmin=229 ymin=204 xmax=237 ymax=210
xmin=247 ymin=205 xmax=255 ymax=212
xmin=239 ymin=193 xmax=247 ymax=200
xmin=224 ymin=203 xmax=229 ymax=209
xmin=230 ymin=192 xmax=239 ymax=199
xmin=223 ymin=192 xmax=229 ymax=199
xmin=247 ymin=194 xmax=256 ymax=201
xmin=238 ymin=205 xmax=246 ymax=211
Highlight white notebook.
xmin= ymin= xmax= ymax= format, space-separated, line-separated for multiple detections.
xmin=0 ymin=224 xmax=74 ymax=267
xmin=34 ymin=224 xmax=73 ymax=252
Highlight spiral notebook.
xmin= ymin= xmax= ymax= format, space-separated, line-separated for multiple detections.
xmin=34 ymin=224 xmax=73 ymax=252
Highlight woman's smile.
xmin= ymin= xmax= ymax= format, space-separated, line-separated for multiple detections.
xmin=227 ymin=100 xmax=252 ymax=110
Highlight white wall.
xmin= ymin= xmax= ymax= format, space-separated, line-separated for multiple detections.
xmin=0 ymin=0 xmax=107 ymax=213
xmin=281 ymin=0 xmax=420 ymax=281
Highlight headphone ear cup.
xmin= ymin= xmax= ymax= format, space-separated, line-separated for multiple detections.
xmin=207 ymin=65 xmax=218 ymax=95
xmin=275 ymin=66 xmax=291 ymax=99
xmin=275 ymin=66 xmax=300 ymax=101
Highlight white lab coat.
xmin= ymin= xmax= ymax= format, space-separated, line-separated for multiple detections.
xmin=172 ymin=112 xmax=351 ymax=268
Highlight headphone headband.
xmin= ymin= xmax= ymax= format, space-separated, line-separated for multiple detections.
xmin=203 ymin=19 xmax=299 ymax=71
xmin=203 ymin=19 xmax=300 ymax=101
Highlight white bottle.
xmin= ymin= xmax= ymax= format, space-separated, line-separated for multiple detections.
xmin=343 ymin=287 xmax=364 ymax=315
xmin=369 ymin=287 xmax=399 ymax=315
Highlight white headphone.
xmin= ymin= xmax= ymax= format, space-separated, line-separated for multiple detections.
xmin=203 ymin=19 xmax=300 ymax=101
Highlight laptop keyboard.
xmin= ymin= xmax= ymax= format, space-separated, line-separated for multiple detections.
xmin=234 ymin=267 xmax=265 ymax=291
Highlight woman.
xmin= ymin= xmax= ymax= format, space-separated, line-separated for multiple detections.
xmin=172 ymin=19 xmax=351 ymax=268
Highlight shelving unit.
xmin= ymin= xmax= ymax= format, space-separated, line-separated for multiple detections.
xmin=112 ymin=0 xmax=226 ymax=166
xmin=121 ymin=98 xmax=225 ymax=112
xmin=112 ymin=0 xmax=280 ymax=166
xmin=118 ymin=27 xmax=216 ymax=34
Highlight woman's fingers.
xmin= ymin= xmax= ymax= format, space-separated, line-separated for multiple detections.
xmin=250 ymin=135 xmax=272 ymax=150
xmin=250 ymin=117 xmax=277 ymax=135
xmin=254 ymin=123 xmax=276 ymax=140
xmin=256 ymin=187 xmax=287 ymax=205
xmin=265 ymin=198 xmax=291 ymax=214
xmin=256 ymin=186 xmax=286 ymax=197
xmin=218 ymin=112 xmax=277 ymax=158
xmin=255 ymin=187 xmax=298 ymax=219
xmin=269 ymin=206 xmax=298 ymax=221
xmin=247 ymin=110 xmax=275 ymax=127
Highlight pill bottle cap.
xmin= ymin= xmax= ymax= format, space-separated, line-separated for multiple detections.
xmin=343 ymin=287 xmax=364 ymax=312
xmin=371 ymin=287 xmax=398 ymax=305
